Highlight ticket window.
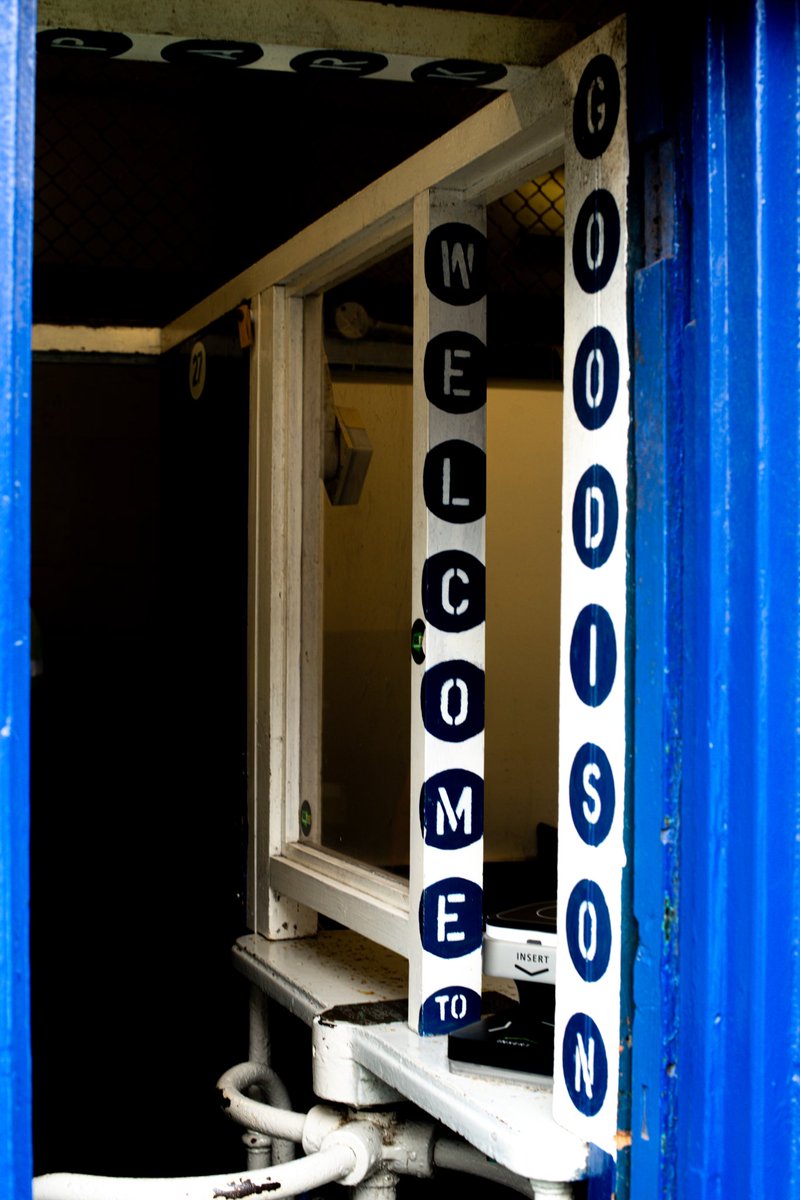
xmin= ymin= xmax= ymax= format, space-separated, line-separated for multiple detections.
xmin=319 ymin=373 xmax=562 ymax=885
xmin=312 ymin=172 xmax=565 ymax=909
xmin=251 ymin=19 xmax=629 ymax=1149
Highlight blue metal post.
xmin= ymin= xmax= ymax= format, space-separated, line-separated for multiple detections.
xmin=630 ymin=258 xmax=684 ymax=1198
xmin=678 ymin=3 xmax=800 ymax=1195
xmin=0 ymin=2 xmax=36 ymax=1198
xmin=632 ymin=1 xmax=800 ymax=1196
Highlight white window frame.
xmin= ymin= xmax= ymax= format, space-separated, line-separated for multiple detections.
xmin=153 ymin=23 xmax=627 ymax=1020
xmin=240 ymin=42 xmax=577 ymax=956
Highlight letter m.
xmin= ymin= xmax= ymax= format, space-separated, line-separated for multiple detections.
xmin=436 ymin=785 xmax=472 ymax=837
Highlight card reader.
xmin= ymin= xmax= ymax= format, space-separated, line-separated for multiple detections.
xmin=447 ymin=900 xmax=557 ymax=1082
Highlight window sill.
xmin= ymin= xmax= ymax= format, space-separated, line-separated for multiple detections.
xmin=270 ymin=850 xmax=409 ymax=956
xmin=233 ymin=930 xmax=588 ymax=1183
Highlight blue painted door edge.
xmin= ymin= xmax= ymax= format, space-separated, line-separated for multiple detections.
xmin=0 ymin=3 xmax=36 ymax=1198
xmin=627 ymin=2 xmax=800 ymax=1197
xmin=676 ymin=3 xmax=800 ymax=1197
xmin=630 ymin=259 xmax=683 ymax=1200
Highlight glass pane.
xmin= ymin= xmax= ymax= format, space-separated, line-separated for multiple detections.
xmin=319 ymin=378 xmax=562 ymax=873
xmin=321 ymin=379 xmax=412 ymax=866
xmin=318 ymin=172 xmax=564 ymax=881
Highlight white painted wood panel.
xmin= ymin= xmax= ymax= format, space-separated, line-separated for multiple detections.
xmin=409 ymin=191 xmax=487 ymax=1035
xmin=247 ymin=287 xmax=316 ymax=939
xmin=553 ymin=19 xmax=629 ymax=1154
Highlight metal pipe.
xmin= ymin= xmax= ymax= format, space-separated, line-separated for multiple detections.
xmin=217 ymin=1062 xmax=305 ymax=1144
xmin=33 ymin=1145 xmax=357 ymax=1200
xmin=351 ymin=1168 xmax=397 ymax=1200
xmin=248 ymin=986 xmax=271 ymax=1068
xmin=245 ymin=995 xmax=296 ymax=1167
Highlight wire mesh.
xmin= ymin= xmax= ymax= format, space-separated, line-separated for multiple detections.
xmin=488 ymin=169 xmax=565 ymax=297
xmin=35 ymin=90 xmax=205 ymax=275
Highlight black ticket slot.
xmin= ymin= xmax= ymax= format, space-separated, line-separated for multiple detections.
xmin=448 ymin=900 xmax=556 ymax=1081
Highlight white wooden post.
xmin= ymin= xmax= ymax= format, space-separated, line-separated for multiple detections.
xmin=553 ymin=28 xmax=629 ymax=1152
xmin=247 ymin=286 xmax=316 ymax=940
xmin=409 ymin=190 xmax=487 ymax=1034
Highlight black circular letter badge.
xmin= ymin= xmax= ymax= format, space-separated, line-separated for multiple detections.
xmin=421 ymin=660 xmax=485 ymax=743
xmin=422 ymin=550 xmax=485 ymax=632
xmin=569 ymin=604 xmax=617 ymax=708
xmin=411 ymin=59 xmax=507 ymax=87
xmin=571 ymin=464 xmax=619 ymax=570
xmin=162 ymin=40 xmax=264 ymax=67
xmin=38 ymin=29 xmax=133 ymax=57
xmin=573 ymin=54 xmax=620 ymax=160
xmin=424 ymin=331 xmax=486 ymax=414
xmin=424 ymin=224 xmax=487 ymax=306
xmin=423 ymin=441 xmax=486 ymax=524
xmin=572 ymin=190 xmax=620 ymax=295
xmin=572 ymin=326 xmax=619 ymax=431
xmin=290 ymin=49 xmax=388 ymax=77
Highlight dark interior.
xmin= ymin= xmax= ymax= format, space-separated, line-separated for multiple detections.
xmin=30 ymin=0 xmax=621 ymax=1181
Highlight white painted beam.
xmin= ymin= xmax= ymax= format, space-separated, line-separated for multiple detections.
xmin=160 ymin=39 xmax=576 ymax=353
xmin=408 ymin=190 xmax=487 ymax=1036
xmin=32 ymin=324 xmax=160 ymax=355
xmin=38 ymin=0 xmax=575 ymax=69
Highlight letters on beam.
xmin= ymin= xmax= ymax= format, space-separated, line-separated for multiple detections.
xmin=409 ymin=191 xmax=486 ymax=1035
xmin=36 ymin=27 xmax=533 ymax=90
xmin=553 ymin=27 xmax=629 ymax=1156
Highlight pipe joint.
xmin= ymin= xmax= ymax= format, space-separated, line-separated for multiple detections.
xmin=319 ymin=1122 xmax=384 ymax=1187
xmin=382 ymin=1120 xmax=436 ymax=1178
xmin=301 ymin=1104 xmax=348 ymax=1154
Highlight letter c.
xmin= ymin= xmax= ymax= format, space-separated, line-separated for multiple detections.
xmin=587 ymin=75 xmax=606 ymax=133
xmin=442 ymin=567 xmax=469 ymax=616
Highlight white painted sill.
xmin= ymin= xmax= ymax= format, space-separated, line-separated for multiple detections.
xmin=233 ymin=929 xmax=588 ymax=1183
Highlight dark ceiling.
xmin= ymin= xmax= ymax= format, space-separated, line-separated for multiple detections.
xmin=33 ymin=0 xmax=623 ymax=335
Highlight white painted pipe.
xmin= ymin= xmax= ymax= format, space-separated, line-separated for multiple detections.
xmin=248 ymin=987 xmax=271 ymax=1068
xmin=216 ymin=1062 xmax=305 ymax=1144
xmin=246 ymin=992 xmax=295 ymax=1166
xmin=33 ymin=1144 xmax=357 ymax=1200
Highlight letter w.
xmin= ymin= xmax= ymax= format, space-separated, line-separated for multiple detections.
xmin=441 ymin=241 xmax=475 ymax=289
xmin=436 ymin=786 xmax=472 ymax=836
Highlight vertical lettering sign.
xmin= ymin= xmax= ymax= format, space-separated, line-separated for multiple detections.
xmin=553 ymin=35 xmax=628 ymax=1154
xmin=409 ymin=194 xmax=487 ymax=1035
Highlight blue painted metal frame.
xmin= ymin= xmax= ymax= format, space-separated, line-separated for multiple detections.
xmin=0 ymin=2 xmax=796 ymax=1197
xmin=630 ymin=258 xmax=683 ymax=1198
xmin=631 ymin=1 xmax=800 ymax=1196
xmin=679 ymin=3 xmax=800 ymax=1195
xmin=0 ymin=3 xmax=36 ymax=1198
